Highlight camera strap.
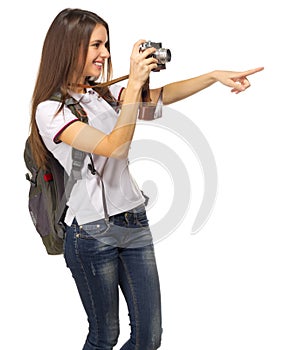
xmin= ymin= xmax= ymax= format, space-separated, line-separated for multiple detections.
xmin=74 ymin=74 xmax=130 ymax=90
xmin=74 ymin=74 xmax=152 ymax=103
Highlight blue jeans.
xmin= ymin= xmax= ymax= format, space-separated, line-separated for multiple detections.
xmin=64 ymin=205 xmax=162 ymax=350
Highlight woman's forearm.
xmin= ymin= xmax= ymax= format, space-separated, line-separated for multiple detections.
xmin=101 ymin=81 xmax=142 ymax=158
xmin=162 ymin=71 xmax=217 ymax=105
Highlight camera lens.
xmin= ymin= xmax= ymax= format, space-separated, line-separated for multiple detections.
xmin=165 ymin=49 xmax=171 ymax=62
xmin=155 ymin=48 xmax=171 ymax=64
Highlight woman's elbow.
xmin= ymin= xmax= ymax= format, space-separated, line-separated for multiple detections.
xmin=93 ymin=141 xmax=131 ymax=160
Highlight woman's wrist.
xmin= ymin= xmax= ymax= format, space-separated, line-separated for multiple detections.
xmin=209 ymin=70 xmax=221 ymax=84
xmin=126 ymin=78 xmax=143 ymax=92
xmin=123 ymin=80 xmax=143 ymax=104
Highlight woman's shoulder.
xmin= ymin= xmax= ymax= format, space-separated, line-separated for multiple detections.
xmin=36 ymin=99 xmax=62 ymax=114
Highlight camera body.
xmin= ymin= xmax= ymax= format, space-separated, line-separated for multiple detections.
xmin=139 ymin=41 xmax=171 ymax=71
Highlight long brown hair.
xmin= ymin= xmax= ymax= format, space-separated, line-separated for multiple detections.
xmin=29 ymin=8 xmax=113 ymax=168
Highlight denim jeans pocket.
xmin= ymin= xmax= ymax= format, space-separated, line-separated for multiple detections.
xmin=78 ymin=219 xmax=110 ymax=239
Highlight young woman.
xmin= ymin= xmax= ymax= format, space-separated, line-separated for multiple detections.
xmin=30 ymin=8 xmax=263 ymax=350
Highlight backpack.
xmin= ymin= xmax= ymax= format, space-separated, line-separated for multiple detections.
xmin=24 ymin=95 xmax=89 ymax=255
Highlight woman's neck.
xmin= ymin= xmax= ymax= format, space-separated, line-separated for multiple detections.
xmin=69 ymin=84 xmax=86 ymax=94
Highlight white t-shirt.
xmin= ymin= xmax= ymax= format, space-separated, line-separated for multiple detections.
xmin=36 ymin=85 xmax=145 ymax=226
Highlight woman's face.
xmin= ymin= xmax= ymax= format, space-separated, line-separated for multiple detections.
xmin=82 ymin=24 xmax=110 ymax=80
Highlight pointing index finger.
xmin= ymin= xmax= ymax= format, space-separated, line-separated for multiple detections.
xmin=239 ymin=67 xmax=264 ymax=77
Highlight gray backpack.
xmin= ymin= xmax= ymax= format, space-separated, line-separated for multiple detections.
xmin=24 ymin=95 xmax=89 ymax=255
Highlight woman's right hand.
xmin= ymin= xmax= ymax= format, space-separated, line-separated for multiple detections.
xmin=128 ymin=40 xmax=158 ymax=89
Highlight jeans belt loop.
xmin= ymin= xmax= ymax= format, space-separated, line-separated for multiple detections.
xmin=124 ymin=212 xmax=129 ymax=225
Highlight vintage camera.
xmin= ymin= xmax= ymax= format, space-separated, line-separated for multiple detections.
xmin=139 ymin=41 xmax=171 ymax=71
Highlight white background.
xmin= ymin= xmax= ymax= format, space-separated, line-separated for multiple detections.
xmin=1 ymin=0 xmax=283 ymax=349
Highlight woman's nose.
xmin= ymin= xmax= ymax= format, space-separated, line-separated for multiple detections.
xmin=101 ymin=46 xmax=110 ymax=59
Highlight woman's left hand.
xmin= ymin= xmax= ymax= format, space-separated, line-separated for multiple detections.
xmin=213 ymin=67 xmax=264 ymax=94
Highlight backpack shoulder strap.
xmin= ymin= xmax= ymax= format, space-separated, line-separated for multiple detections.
xmin=50 ymin=92 xmax=89 ymax=123
xmin=50 ymin=92 xmax=89 ymax=181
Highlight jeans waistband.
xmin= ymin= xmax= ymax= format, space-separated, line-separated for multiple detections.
xmin=109 ymin=203 xmax=145 ymax=220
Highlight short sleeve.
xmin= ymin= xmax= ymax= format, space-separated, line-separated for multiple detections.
xmin=36 ymin=100 xmax=79 ymax=147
